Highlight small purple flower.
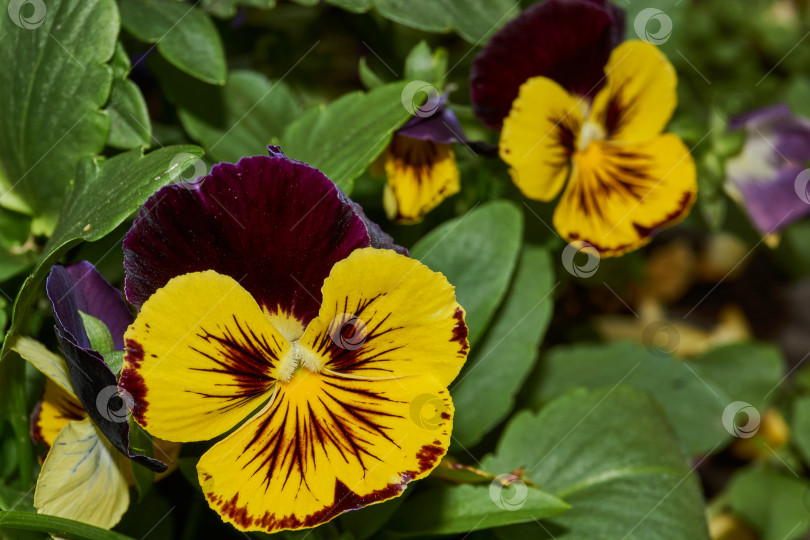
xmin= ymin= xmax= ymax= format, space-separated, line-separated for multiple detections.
xmin=725 ymin=104 xmax=810 ymax=235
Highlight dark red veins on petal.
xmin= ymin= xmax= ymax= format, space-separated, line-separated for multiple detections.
xmin=470 ymin=0 xmax=625 ymax=130
xmin=123 ymin=151 xmax=402 ymax=326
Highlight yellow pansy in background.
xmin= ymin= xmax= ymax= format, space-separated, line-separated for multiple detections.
xmin=379 ymin=95 xmax=464 ymax=223
xmin=500 ymin=40 xmax=696 ymax=256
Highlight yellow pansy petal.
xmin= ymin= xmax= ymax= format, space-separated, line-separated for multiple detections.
xmin=198 ymin=369 xmax=453 ymax=533
xmin=499 ymin=76 xmax=583 ymax=201
xmin=32 ymin=380 xmax=86 ymax=449
xmin=590 ymin=40 xmax=677 ymax=142
xmin=553 ymin=134 xmax=696 ymax=256
xmin=383 ymin=136 xmax=460 ymax=223
xmin=13 ymin=336 xmax=76 ymax=398
xmin=120 ymin=270 xmax=288 ymax=442
xmin=301 ymin=247 xmax=468 ymax=387
xmin=34 ymin=418 xmax=129 ymax=529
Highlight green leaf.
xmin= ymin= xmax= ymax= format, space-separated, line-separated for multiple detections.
xmin=106 ymin=78 xmax=151 ymax=149
xmin=0 ymin=511 xmax=135 ymax=540
xmin=0 ymin=0 xmax=118 ymax=229
xmin=162 ymin=69 xmax=302 ymax=164
xmin=791 ymin=396 xmax=810 ymax=466
xmin=451 ymin=246 xmax=555 ymax=448
xmin=410 ymin=201 xmax=523 ymax=347
xmin=103 ymin=351 xmax=124 ymax=376
xmin=337 ymin=495 xmax=408 ymax=540
xmin=404 ymin=42 xmax=448 ymax=88
xmin=358 ymin=57 xmax=386 ymax=90
xmin=689 ymin=343 xmax=785 ymax=413
xmin=128 ymin=416 xmax=155 ymax=499
xmin=389 ymin=483 xmax=569 ymax=536
xmin=200 ymin=0 xmax=276 ymax=18
xmin=280 ymin=81 xmax=412 ymax=193
xmin=0 ymin=483 xmax=34 ymax=512
xmin=524 ymin=342 xmax=784 ymax=456
xmin=119 ymin=0 xmax=226 ymax=85
xmin=78 ymin=311 xmax=115 ymax=355
xmin=485 ymin=387 xmax=710 ymax=540
xmin=104 ymin=42 xmax=151 ymax=149
xmin=326 ymin=0 xmax=372 ymax=12
xmin=726 ymin=466 xmax=810 ymax=540
xmin=373 ymin=0 xmax=518 ymax=43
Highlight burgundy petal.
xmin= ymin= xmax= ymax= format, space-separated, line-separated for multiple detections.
xmin=123 ymin=150 xmax=403 ymax=325
xmin=470 ymin=0 xmax=625 ymax=130
xmin=47 ymin=262 xmax=133 ymax=351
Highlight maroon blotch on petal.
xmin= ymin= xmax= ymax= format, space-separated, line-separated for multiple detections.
xmin=470 ymin=0 xmax=625 ymax=131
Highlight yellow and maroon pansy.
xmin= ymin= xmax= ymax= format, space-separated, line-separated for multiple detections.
xmin=381 ymin=99 xmax=465 ymax=223
xmin=119 ymin=149 xmax=469 ymax=533
xmin=471 ymin=0 xmax=696 ymax=256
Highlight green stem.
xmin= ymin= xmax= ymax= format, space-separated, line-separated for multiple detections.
xmin=3 ymin=352 xmax=33 ymax=488
xmin=0 ymin=511 xmax=135 ymax=540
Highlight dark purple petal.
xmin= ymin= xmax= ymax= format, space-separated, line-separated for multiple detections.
xmin=47 ymin=262 xmax=133 ymax=351
xmin=54 ymin=326 xmax=167 ymax=472
xmin=734 ymin=165 xmax=810 ymax=234
xmin=45 ymin=264 xmax=165 ymax=472
xmin=123 ymin=150 xmax=403 ymax=325
xmin=470 ymin=0 xmax=624 ymax=130
xmin=398 ymin=105 xmax=466 ymax=144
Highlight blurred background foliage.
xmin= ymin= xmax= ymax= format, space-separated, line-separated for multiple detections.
xmin=3 ymin=0 xmax=810 ymax=539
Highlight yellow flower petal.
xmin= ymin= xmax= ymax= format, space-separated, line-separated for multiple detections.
xmin=125 ymin=248 xmax=467 ymax=533
xmin=590 ymin=40 xmax=677 ymax=143
xmin=383 ymin=136 xmax=460 ymax=223
xmin=198 ymin=370 xmax=453 ymax=533
xmin=553 ymin=134 xmax=697 ymax=256
xmin=499 ymin=76 xmax=583 ymax=201
xmin=121 ymin=270 xmax=288 ymax=442
xmin=34 ymin=418 xmax=129 ymax=529
xmin=302 ymin=247 xmax=468 ymax=387
xmin=13 ymin=336 xmax=77 ymax=398
xmin=32 ymin=379 xmax=86 ymax=449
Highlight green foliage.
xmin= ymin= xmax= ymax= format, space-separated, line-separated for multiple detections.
xmin=280 ymin=82 xmax=412 ymax=193
xmin=119 ymin=0 xmax=226 ymax=85
xmin=525 ymin=341 xmax=784 ymax=456
xmin=451 ymin=246 xmax=555 ymax=448
xmin=411 ymin=201 xmax=523 ymax=346
xmin=486 ymin=387 xmax=710 ymax=539
xmin=0 ymin=0 xmax=117 ymax=230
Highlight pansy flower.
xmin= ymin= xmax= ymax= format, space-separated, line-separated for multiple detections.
xmin=725 ymin=104 xmax=810 ymax=236
xmin=380 ymin=96 xmax=466 ymax=223
xmin=470 ymin=0 xmax=697 ymax=256
xmin=15 ymin=262 xmax=169 ymax=529
xmin=119 ymin=148 xmax=469 ymax=533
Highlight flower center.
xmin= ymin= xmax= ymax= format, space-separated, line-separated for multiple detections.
xmin=277 ymin=340 xmax=321 ymax=384
xmin=577 ymin=120 xmax=606 ymax=152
